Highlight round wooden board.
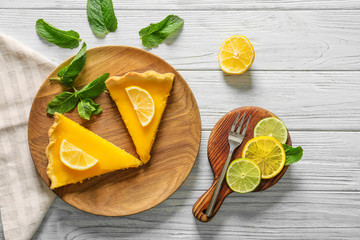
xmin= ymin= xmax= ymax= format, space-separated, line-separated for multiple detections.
xmin=28 ymin=46 xmax=201 ymax=216
xmin=193 ymin=106 xmax=291 ymax=222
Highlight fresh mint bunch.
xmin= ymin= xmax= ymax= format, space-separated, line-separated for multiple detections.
xmin=35 ymin=19 xmax=82 ymax=49
xmin=87 ymin=0 xmax=118 ymax=37
xmin=282 ymin=144 xmax=304 ymax=166
xmin=47 ymin=73 xmax=109 ymax=119
xmin=139 ymin=15 xmax=184 ymax=48
xmin=46 ymin=44 xmax=109 ymax=120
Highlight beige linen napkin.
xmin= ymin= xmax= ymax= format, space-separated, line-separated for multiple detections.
xmin=0 ymin=33 xmax=56 ymax=240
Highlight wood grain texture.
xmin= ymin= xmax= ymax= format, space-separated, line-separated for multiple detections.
xmin=0 ymin=1 xmax=359 ymax=238
xmin=32 ymin=130 xmax=360 ymax=239
xmin=191 ymin=130 xmax=360 ymax=193
xmin=181 ymin=70 xmax=360 ymax=131
xmin=2 ymin=0 xmax=360 ymax=9
xmin=193 ymin=106 xmax=291 ymax=222
xmin=1 ymin=10 xmax=360 ymax=71
xmin=28 ymin=46 xmax=201 ymax=216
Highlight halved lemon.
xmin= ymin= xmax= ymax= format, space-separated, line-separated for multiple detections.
xmin=60 ymin=139 xmax=98 ymax=171
xmin=226 ymin=158 xmax=261 ymax=193
xmin=125 ymin=86 xmax=155 ymax=127
xmin=218 ymin=35 xmax=255 ymax=74
xmin=242 ymin=136 xmax=286 ymax=179
xmin=254 ymin=117 xmax=288 ymax=144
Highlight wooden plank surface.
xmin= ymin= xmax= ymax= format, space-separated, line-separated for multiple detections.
xmin=0 ymin=10 xmax=360 ymax=70
xmin=32 ymin=131 xmax=360 ymax=239
xmin=183 ymin=71 xmax=360 ymax=131
xmin=1 ymin=0 xmax=360 ymax=10
xmin=0 ymin=1 xmax=359 ymax=239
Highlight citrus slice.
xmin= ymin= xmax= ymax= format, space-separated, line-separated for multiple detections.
xmin=242 ymin=136 xmax=286 ymax=179
xmin=218 ymin=35 xmax=255 ymax=74
xmin=226 ymin=158 xmax=261 ymax=193
xmin=254 ymin=117 xmax=288 ymax=144
xmin=125 ymin=86 xmax=155 ymax=127
xmin=60 ymin=139 xmax=98 ymax=171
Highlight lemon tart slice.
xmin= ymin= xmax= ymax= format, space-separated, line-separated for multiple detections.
xmin=46 ymin=113 xmax=142 ymax=189
xmin=105 ymin=71 xmax=174 ymax=164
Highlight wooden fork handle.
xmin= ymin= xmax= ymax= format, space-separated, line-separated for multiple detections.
xmin=192 ymin=178 xmax=232 ymax=222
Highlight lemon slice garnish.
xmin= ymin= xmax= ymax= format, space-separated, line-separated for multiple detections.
xmin=125 ymin=86 xmax=155 ymax=127
xmin=60 ymin=139 xmax=98 ymax=171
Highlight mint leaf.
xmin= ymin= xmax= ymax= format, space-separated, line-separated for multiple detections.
xmin=77 ymin=98 xmax=102 ymax=120
xmin=88 ymin=99 xmax=102 ymax=115
xmin=156 ymin=15 xmax=184 ymax=38
xmin=55 ymin=42 xmax=87 ymax=87
xmin=101 ymin=0 xmax=117 ymax=32
xmin=139 ymin=15 xmax=184 ymax=48
xmin=46 ymin=92 xmax=79 ymax=115
xmin=87 ymin=98 xmax=102 ymax=115
xmin=35 ymin=19 xmax=81 ymax=49
xmin=141 ymin=34 xmax=164 ymax=49
xmin=57 ymin=67 xmax=68 ymax=79
xmin=87 ymin=0 xmax=117 ymax=37
xmin=92 ymin=105 xmax=102 ymax=115
xmin=77 ymin=98 xmax=95 ymax=120
xmin=78 ymin=73 xmax=109 ymax=99
xmin=139 ymin=16 xmax=171 ymax=37
xmin=282 ymin=144 xmax=303 ymax=166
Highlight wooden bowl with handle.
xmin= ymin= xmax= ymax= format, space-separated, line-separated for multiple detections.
xmin=192 ymin=106 xmax=291 ymax=222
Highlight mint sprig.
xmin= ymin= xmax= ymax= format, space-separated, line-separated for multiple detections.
xmin=50 ymin=42 xmax=87 ymax=87
xmin=35 ymin=19 xmax=82 ymax=49
xmin=47 ymin=73 xmax=109 ymax=119
xmin=47 ymin=43 xmax=109 ymax=119
xmin=139 ymin=15 xmax=184 ymax=48
xmin=87 ymin=0 xmax=118 ymax=37
xmin=282 ymin=144 xmax=303 ymax=166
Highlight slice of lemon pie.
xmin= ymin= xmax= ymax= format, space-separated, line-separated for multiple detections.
xmin=105 ymin=71 xmax=174 ymax=164
xmin=46 ymin=113 xmax=142 ymax=189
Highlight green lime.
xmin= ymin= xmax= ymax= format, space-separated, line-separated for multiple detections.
xmin=226 ymin=158 xmax=261 ymax=193
xmin=254 ymin=117 xmax=288 ymax=144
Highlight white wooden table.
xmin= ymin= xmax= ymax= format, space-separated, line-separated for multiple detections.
xmin=1 ymin=1 xmax=360 ymax=239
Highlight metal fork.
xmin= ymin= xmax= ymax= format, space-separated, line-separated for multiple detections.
xmin=205 ymin=112 xmax=251 ymax=217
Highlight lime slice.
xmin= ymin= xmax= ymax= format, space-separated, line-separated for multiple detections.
xmin=226 ymin=158 xmax=261 ymax=193
xmin=254 ymin=117 xmax=288 ymax=144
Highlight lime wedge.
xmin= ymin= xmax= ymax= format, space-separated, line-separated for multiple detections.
xmin=226 ymin=158 xmax=261 ymax=193
xmin=254 ymin=117 xmax=288 ymax=144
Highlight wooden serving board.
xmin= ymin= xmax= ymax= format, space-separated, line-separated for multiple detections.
xmin=28 ymin=46 xmax=201 ymax=216
xmin=193 ymin=106 xmax=291 ymax=222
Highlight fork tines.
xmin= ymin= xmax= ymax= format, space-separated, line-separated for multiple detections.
xmin=232 ymin=113 xmax=251 ymax=135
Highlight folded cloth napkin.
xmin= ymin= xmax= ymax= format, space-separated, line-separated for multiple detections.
xmin=0 ymin=33 xmax=56 ymax=240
